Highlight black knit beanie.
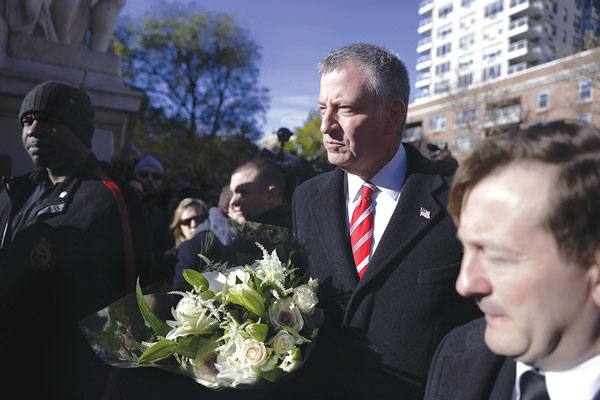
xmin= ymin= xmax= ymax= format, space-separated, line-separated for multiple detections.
xmin=19 ymin=81 xmax=95 ymax=148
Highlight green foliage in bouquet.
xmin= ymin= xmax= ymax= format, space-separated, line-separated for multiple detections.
xmin=135 ymin=243 xmax=322 ymax=389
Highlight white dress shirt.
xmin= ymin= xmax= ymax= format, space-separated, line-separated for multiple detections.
xmin=514 ymin=355 xmax=600 ymax=400
xmin=345 ymin=144 xmax=407 ymax=257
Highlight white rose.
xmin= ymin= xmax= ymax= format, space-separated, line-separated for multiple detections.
xmin=270 ymin=330 xmax=296 ymax=357
xmin=238 ymin=339 xmax=269 ymax=368
xmin=268 ymin=297 xmax=304 ymax=332
xmin=292 ymin=284 xmax=318 ymax=315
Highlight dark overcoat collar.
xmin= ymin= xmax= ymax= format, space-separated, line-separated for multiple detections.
xmin=307 ymin=144 xmax=453 ymax=301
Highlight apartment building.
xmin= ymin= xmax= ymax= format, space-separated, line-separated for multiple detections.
xmin=407 ymin=0 xmax=600 ymax=160
xmin=414 ymin=0 xmax=600 ymax=104
xmin=406 ymin=48 xmax=600 ymax=161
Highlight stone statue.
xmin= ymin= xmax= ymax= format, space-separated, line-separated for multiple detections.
xmin=3 ymin=0 xmax=58 ymax=41
xmin=2 ymin=0 xmax=125 ymax=52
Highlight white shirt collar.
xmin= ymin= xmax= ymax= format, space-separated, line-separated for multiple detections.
xmin=515 ymin=355 xmax=600 ymax=400
xmin=347 ymin=144 xmax=406 ymax=202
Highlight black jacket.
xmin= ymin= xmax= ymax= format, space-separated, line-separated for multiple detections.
xmin=291 ymin=144 xmax=481 ymax=399
xmin=0 ymin=153 xmax=154 ymax=398
xmin=425 ymin=318 xmax=600 ymax=400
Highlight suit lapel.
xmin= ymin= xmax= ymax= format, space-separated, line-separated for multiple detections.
xmin=309 ymin=168 xmax=359 ymax=290
xmin=432 ymin=325 xmax=512 ymax=400
xmin=355 ymin=146 xmax=448 ymax=290
xmin=489 ymin=358 xmax=516 ymax=400
xmin=360 ymin=172 xmax=444 ymax=286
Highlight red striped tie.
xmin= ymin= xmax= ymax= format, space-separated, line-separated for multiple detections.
xmin=350 ymin=182 xmax=375 ymax=278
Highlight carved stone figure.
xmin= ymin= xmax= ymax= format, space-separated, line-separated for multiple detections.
xmin=2 ymin=0 xmax=125 ymax=52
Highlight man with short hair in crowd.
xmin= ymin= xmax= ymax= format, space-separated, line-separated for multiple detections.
xmin=291 ymin=43 xmax=480 ymax=399
xmin=228 ymin=157 xmax=291 ymax=228
xmin=0 ymin=81 xmax=153 ymax=397
xmin=424 ymin=121 xmax=600 ymax=400
xmin=173 ymin=157 xmax=291 ymax=290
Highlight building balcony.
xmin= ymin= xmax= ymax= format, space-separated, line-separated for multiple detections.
xmin=418 ymin=17 xmax=433 ymax=34
xmin=415 ymin=72 xmax=431 ymax=88
xmin=417 ymin=37 xmax=432 ymax=53
xmin=418 ymin=0 xmax=433 ymax=15
xmin=507 ymin=61 xmax=531 ymax=75
xmin=415 ymin=87 xmax=430 ymax=101
xmin=416 ymin=54 xmax=431 ymax=70
xmin=508 ymin=0 xmax=543 ymax=19
xmin=483 ymin=104 xmax=522 ymax=127
xmin=508 ymin=16 xmax=543 ymax=40
xmin=508 ymin=39 xmax=542 ymax=63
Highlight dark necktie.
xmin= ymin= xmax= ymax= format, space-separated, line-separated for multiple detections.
xmin=349 ymin=182 xmax=375 ymax=278
xmin=520 ymin=370 xmax=550 ymax=400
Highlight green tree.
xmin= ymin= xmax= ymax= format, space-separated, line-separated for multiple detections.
xmin=130 ymin=116 xmax=258 ymax=204
xmin=114 ymin=5 xmax=269 ymax=139
xmin=285 ymin=110 xmax=326 ymax=160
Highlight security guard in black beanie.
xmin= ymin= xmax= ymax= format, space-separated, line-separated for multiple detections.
xmin=0 ymin=81 xmax=154 ymax=398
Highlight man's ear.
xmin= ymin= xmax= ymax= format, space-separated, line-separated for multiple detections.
xmin=385 ymin=99 xmax=406 ymax=136
xmin=266 ymin=185 xmax=280 ymax=207
xmin=590 ymin=250 xmax=600 ymax=307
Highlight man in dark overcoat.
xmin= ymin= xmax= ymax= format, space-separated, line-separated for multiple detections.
xmin=291 ymin=44 xmax=480 ymax=399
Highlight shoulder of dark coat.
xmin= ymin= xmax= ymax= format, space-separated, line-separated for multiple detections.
xmin=440 ymin=317 xmax=487 ymax=355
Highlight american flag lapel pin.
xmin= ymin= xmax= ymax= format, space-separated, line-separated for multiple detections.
xmin=419 ymin=207 xmax=431 ymax=220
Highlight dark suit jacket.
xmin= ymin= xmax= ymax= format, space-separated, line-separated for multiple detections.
xmin=424 ymin=318 xmax=515 ymax=400
xmin=291 ymin=144 xmax=481 ymax=399
xmin=425 ymin=318 xmax=600 ymax=400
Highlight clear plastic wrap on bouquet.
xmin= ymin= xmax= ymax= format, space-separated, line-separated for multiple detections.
xmin=79 ymin=222 xmax=323 ymax=390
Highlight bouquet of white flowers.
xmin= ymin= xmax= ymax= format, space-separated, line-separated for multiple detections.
xmin=136 ymin=243 xmax=322 ymax=388
xmin=80 ymin=226 xmax=322 ymax=390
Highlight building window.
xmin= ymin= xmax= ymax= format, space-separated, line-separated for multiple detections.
xmin=578 ymin=113 xmax=592 ymax=124
xmin=483 ymin=64 xmax=501 ymax=81
xmin=458 ymin=54 xmax=474 ymax=69
xmin=483 ymin=44 xmax=503 ymax=60
xmin=439 ymin=3 xmax=453 ymax=18
xmin=545 ymin=0 xmax=557 ymax=13
xmin=579 ymin=78 xmax=593 ymax=101
xmin=455 ymin=107 xmax=477 ymax=126
xmin=437 ymin=23 xmax=452 ymax=39
xmin=459 ymin=33 xmax=475 ymax=49
xmin=544 ymin=22 xmax=556 ymax=36
xmin=429 ymin=114 xmax=446 ymax=132
xmin=435 ymin=61 xmax=451 ymax=75
xmin=434 ymin=80 xmax=450 ymax=94
xmin=458 ymin=73 xmax=473 ymax=88
xmin=416 ymin=87 xmax=430 ymax=100
xmin=454 ymin=135 xmax=474 ymax=153
xmin=483 ymin=21 xmax=504 ymax=40
xmin=462 ymin=0 xmax=475 ymax=6
xmin=460 ymin=12 xmax=476 ymax=29
xmin=485 ymin=0 xmax=504 ymax=18
xmin=437 ymin=43 xmax=452 ymax=56
xmin=537 ymin=90 xmax=549 ymax=110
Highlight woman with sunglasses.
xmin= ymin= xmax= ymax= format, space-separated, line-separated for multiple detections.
xmin=157 ymin=197 xmax=208 ymax=283
xmin=170 ymin=197 xmax=208 ymax=246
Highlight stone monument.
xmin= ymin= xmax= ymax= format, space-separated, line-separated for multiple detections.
xmin=0 ymin=0 xmax=143 ymax=177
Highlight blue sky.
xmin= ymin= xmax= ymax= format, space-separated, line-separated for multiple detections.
xmin=121 ymin=0 xmax=421 ymax=138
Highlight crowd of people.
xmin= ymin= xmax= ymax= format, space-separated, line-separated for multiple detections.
xmin=0 ymin=43 xmax=599 ymax=399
